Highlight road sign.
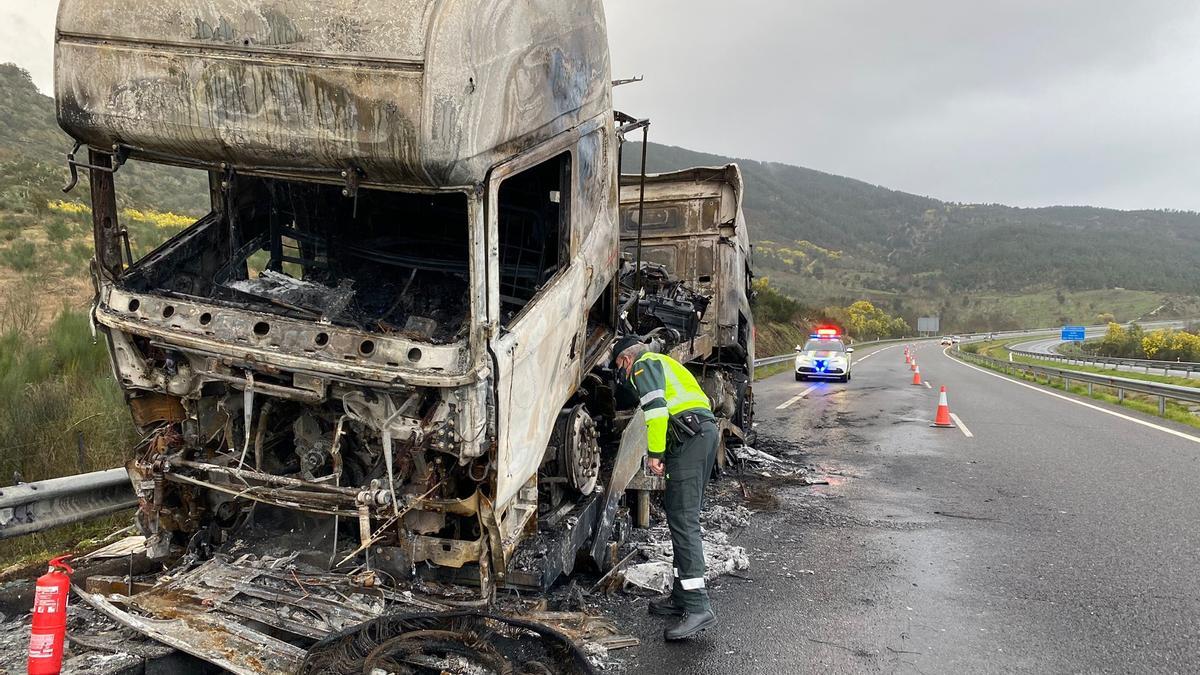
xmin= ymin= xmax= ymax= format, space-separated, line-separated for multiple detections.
xmin=1061 ymin=325 xmax=1086 ymax=342
xmin=917 ymin=317 xmax=940 ymax=334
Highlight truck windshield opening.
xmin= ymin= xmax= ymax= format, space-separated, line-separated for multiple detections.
xmin=122 ymin=175 xmax=472 ymax=344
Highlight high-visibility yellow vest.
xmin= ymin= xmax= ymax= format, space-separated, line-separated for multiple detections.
xmin=628 ymin=352 xmax=712 ymax=455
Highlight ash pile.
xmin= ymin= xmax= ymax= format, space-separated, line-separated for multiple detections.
xmin=619 ymin=504 xmax=752 ymax=596
xmin=0 ymin=598 xmax=186 ymax=675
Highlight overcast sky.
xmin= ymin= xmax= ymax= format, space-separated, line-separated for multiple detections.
xmin=4 ymin=2 xmax=1199 ymax=211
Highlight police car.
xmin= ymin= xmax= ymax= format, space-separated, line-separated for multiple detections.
xmin=794 ymin=328 xmax=854 ymax=382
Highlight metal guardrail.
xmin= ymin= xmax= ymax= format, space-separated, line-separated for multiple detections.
xmin=0 ymin=468 xmax=137 ymax=539
xmin=1009 ymin=347 xmax=1200 ymax=378
xmin=955 ymin=349 xmax=1200 ymax=416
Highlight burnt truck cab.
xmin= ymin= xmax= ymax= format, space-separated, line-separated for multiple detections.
xmin=618 ymin=166 xmax=756 ymax=443
xmin=55 ymin=0 xmax=620 ymax=587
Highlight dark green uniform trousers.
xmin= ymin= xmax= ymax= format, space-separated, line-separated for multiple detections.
xmin=665 ymin=415 xmax=720 ymax=614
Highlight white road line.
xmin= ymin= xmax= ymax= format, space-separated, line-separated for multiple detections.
xmin=949 ymin=412 xmax=973 ymax=438
xmin=924 ymin=381 xmax=932 ymax=389
xmin=776 ymin=385 xmax=819 ymax=410
xmin=947 ymin=352 xmax=1200 ymax=445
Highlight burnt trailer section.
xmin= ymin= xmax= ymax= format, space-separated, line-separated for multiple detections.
xmin=619 ymin=165 xmax=756 ymax=446
xmin=55 ymin=0 xmax=629 ymax=592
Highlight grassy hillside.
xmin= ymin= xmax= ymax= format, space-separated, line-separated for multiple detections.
xmin=623 ymin=142 xmax=1200 ymax=329
xmin=0 ymin=64 xmax=209 ymax=217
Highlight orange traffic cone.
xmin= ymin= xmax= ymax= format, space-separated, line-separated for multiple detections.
xmin=932 ymin=386 xmax=954 ymax=427
xmin=912 ymin=365 xmax=922 ymax=386
xmin=910 ymin=358 xmax=917 ymax=371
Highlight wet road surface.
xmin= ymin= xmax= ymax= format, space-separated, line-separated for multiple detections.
xmin=620 ymin=341 xmax=1200 ymax=674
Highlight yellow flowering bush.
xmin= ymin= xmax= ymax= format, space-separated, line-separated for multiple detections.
xmin=121 ymin=208 xmax=194 ymax=229
xmin=47 ymin=200 xmax=90 ymax=216
xmin=48 ymin=201 xmax=195 ymax=231
xmin=1140 ymin=328 xmax=1200 ymax=361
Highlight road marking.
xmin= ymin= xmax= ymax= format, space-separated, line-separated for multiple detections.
xmin=947 ymin=352 xmax=1200 ymax=445
xmin=776 ymin=385 xmax=819 ymax=410
xmin=949 ymin=412 xmax=973 ymax=438
xmin=851 ymin=344 xmax=893 ymax=364
xmin=924 ymin=381 xmax=932 ymax=389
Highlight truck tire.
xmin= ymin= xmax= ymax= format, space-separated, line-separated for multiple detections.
xmin=795 ymin=373 xmax=805 ymax=382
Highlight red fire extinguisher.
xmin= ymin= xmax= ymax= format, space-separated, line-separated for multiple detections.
xmin=28 ymin=555 xmax=73 ymax=675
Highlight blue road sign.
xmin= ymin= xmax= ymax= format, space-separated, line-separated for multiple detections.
xmin=1061 ymin=326 xmax=1086 ymax=342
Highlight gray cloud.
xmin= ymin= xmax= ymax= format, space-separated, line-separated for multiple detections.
xmin=606 ymin=0 xmax=1200 ymax=210
xmin=0 ymin=4 xmax=57 ymax=93
xmin=3 ymin=3 xmax=1196 ymax=210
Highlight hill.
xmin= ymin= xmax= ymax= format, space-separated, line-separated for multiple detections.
xmin=0 ymin=63 xmax=209 ymax=217
xmin=624 ymin=142 xmax=1200 ymax=328
xmin=1 ymin=61 xmax=1196 ymax=330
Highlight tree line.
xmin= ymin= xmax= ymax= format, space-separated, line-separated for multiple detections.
xmin=751 ymin=278 xmax=911 ymax=341
xmin=1092 ymin=323 xmax=1200 ymax=362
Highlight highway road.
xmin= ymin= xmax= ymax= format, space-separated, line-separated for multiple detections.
xmin=1013 ymin=322 xmax=1200 ymax=379
xmin=623 ymin=341 xmax=1200 ymax=673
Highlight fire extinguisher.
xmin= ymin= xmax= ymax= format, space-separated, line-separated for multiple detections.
xmin=28 ymin=555 xmax=73 ymax=675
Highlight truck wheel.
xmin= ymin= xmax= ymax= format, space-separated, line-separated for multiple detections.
xmin=795 ymin=373 xmax=805 ymax=382
xmin=839 ymin=374 xmax=849 ymax=383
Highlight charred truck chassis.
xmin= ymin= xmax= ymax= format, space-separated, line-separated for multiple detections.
xmin=54 ymin=0 xmax=642 ymax=593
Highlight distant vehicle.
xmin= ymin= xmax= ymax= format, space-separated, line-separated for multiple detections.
xmin=940 ymin=336 xmax=953 ymax=346
xmin=795 ymin=328 xmax=854 ymax=382
xmin=951 ymin=335 xmax=962 ymax=344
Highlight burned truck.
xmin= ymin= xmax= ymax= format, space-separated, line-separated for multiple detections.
xmin=619 ymin=166 xmax=756 ymax=448
xmin=55 ymin=0 xmax=629 ymax=591
xmin=52 ymin=0 xmax=763 ymax=614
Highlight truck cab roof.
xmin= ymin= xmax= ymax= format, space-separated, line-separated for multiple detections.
xmin=55 ymin=0 xmax=611 ymax=189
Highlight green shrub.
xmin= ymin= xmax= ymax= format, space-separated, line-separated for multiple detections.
xmin=66 ymin=240 xmax=93 ymax=270
xmin=0 ymin=240 xmax=38 ymax=271
xmin=751 ymin=278 xmax=806 ymax=324
xmin=0 ymin=283 xmax=42 ymax=336
xmin=45 ymin=220 xmax=72 ymax=243
xmin=0 ymin=309 xmax=133 ymax=483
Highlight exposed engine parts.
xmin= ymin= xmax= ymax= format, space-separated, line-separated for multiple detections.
xmin=125 ymin=379 xmax=485 ymax=566
xmin=619 ymin=262 xmax=711 ymax=347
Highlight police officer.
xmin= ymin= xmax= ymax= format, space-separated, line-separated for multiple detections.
xmin=612 ymin=336 xmax=719 ymax=640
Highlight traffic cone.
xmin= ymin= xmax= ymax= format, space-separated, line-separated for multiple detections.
xmin=910 ymin=358 xmax=917 ymax=371
xmin=932 ymin=386 xmax=954 ymax=427
xmin=912 ymin=365 xmax=922 ymax=386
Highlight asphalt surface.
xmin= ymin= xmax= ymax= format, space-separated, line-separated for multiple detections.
xmin=622 ymin=341 xmax=1200 ymax=674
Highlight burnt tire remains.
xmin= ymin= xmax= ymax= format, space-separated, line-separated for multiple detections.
xmin=299 ymin=611 xmax=596 ymax=675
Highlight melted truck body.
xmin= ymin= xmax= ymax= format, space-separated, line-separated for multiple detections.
xmin=56 ymin=0 xmax=621 ymax=587
xmin=619 ymin=165 xmax=756 ymax=441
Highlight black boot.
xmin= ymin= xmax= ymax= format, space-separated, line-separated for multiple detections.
xmin=664 ymin=608 xmax=717 ymax=641
xmin=648 ymin=595 xmax=685 ymax=617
